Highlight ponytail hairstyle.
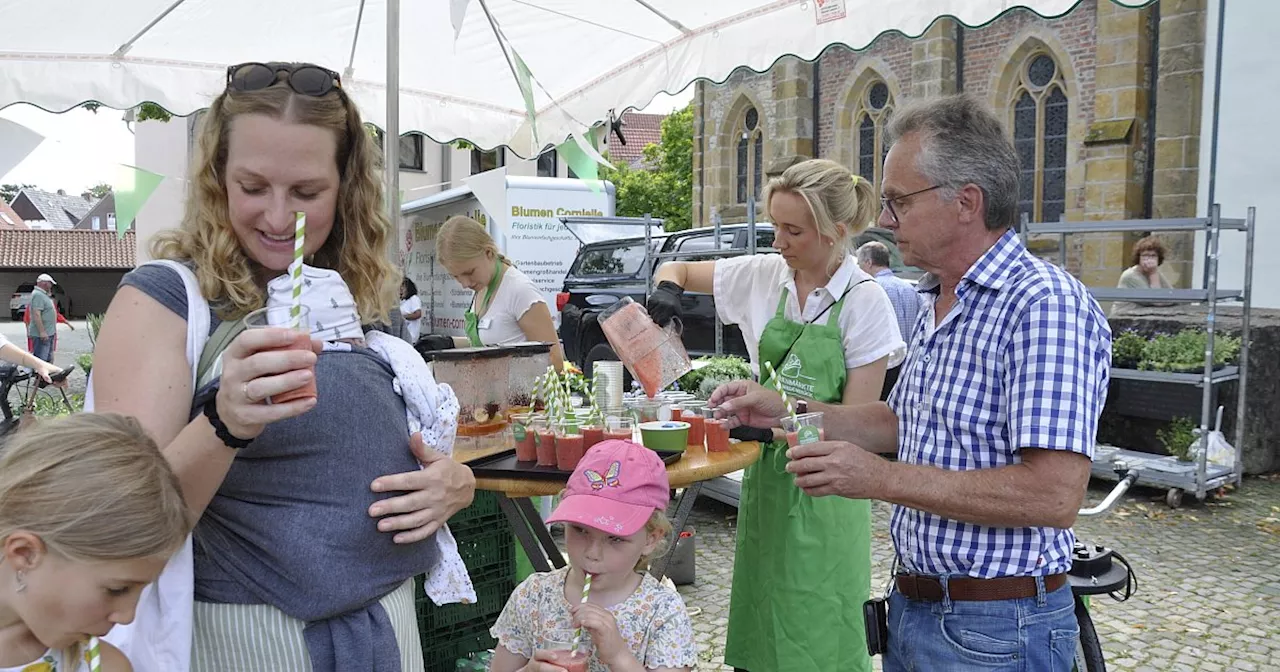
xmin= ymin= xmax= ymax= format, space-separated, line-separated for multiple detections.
xmin=437 ymin=216 xmax=513 ymax=268
xmin=764 ymin=158 xmax=879 ymax=271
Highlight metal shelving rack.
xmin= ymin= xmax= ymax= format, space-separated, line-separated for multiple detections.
xmin=1021 ymin=205 xmax=1255 ymax=507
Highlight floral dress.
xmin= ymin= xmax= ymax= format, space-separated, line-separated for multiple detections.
xmin=0 ymin=638 xmax=96 ymax=672
xmin=491 ymin=567 xmax=697 ymax=671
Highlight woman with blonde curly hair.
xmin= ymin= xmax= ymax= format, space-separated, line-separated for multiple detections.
xmin=91 ymin=62 xmax=475 ymax=671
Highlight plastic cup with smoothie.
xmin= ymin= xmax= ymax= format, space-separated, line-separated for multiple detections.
xmin=604 ymin=415 xmax=635 ymax=443
xmin=579 ymin=413 xmax=605 ymax=451
xmin=541 ymin=630 xmax=591 ymax=672
xmin=780 ymin=412 xmax=825 ymax=447
xmin=533 ymin=417 xmax=557 ymax=467
xmin=701 ymin=407 xmax=731 ymax=452
xmin=242 ymin=305 xmax=316 ymax=404
xmin=681 ymin=402 xmax=706 ymax=447
xmin=511 ymin=412 xmax=537 ymax=462
xmin=555 ymin=421 xmax=586 ymax=472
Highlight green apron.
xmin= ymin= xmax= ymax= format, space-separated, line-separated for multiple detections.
xmin=463 ymin=258 xmax=504 ymax=347
xmin=724 ymin=286 xmax=874 ymax=672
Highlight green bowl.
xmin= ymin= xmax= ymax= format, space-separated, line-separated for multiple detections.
xmin=639 ymin=421 xmax=690 ymax=453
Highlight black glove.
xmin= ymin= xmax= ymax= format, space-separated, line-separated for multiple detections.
xmin=646 ymin=281 xmax=685 ymax=328
xmin=730 ymin=425 xmax=775 ymax=443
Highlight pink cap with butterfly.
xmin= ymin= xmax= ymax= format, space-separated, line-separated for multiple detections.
xmin=545 ymin=439 xmax=671 ymax=536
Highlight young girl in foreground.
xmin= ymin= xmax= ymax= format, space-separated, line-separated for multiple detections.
xmin=0 ymin=414 xmax=190 ymax=672
xmin=490 ymin=440 xmax=697 ymax=672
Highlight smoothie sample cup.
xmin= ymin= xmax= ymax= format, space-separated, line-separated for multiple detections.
xmin=700 ymin=407 xmax=731 ymax=452
xmin=555 ymin=422 xmax=586 ymax=472
xmin=780 ymin=412 xmax=825 ymax=447
xmin=681 ymin=402 xmax=706 ymax=446
xmin=534 ymin=418 xmax=557 ymax=467
xmin=580 ymin=419 xmax=605 ymax=452
xmin=541 ymin=630 xmax=591 ymax=672
xmin=604 ymin=415 xmax=635 ymax=442
xmin=511 ymin=412 xmax=537 ymax=461
xmin=242 ymin=305 xmax=316 ymax=404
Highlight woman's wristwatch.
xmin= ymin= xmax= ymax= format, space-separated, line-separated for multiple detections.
xmin=197 ymin=385 xmax=254 ymax=450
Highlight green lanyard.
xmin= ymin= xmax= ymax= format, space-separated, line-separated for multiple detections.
xmin=464 ymin=257 xmax=504 ymax=347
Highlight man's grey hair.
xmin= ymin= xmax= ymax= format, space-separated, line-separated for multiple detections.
xmin=884 ymin=94 xmax=1020 ymax=231
xmin=856 ymin=241 xmax=892 ymax=269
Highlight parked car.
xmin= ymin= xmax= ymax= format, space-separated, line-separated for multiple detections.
xmin=10 ymin=283 xmax=72 ymax=320
xmin=556 ymin=224 xmax=919 ymax=374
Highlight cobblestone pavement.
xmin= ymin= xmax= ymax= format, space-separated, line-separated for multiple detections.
xmin=675 ymin=475 xmax=1280 ymax=671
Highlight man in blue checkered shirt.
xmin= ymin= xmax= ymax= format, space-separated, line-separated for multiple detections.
xmin=710 ymin=94 xmax=1111 ymax=671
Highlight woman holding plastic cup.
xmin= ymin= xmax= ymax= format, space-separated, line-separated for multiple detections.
xmin=646 ymin=159 xmax=905 ymax=672
xmin=89 ymin=62 xmax=475 ymax=671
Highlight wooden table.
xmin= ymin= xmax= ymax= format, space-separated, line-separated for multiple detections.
xmin=462 ymin=441 xmax=761 ymax=577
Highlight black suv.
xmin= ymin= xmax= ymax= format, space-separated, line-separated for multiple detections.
xmin=556 ymin=224 xmax=918 ymax=372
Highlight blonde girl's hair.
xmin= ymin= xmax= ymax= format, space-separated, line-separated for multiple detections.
xmin=151 ymin=64 xmax=400 ymax=324
xmin=0 ymin=413 xmax=190 ymax=563
xmin=763 ymin=158 xmax=879 ymax=270
xmin=634 ymin=510 xmax=674 ymax=573
xmin=437 ymin=216 xmax=513 ymax=268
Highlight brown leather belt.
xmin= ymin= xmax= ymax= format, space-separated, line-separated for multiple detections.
xmin=895 ymin=573 xmax=1067 ymax=602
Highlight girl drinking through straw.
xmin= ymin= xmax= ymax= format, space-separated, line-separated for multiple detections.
xmin=490 ymin=440 xmax=696 ymax=672
xmin=0 ymin=413 xmax=190 ymax=672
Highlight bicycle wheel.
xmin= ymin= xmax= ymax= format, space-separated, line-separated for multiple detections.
xmin=1074 ymin=596 xmax=1107 ymax=672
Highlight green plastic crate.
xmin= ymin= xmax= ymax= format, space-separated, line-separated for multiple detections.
xmin=418 ymin=493 xmax=517 ymax=671
xmin=421 ymin=621 xmax=496 ymax=672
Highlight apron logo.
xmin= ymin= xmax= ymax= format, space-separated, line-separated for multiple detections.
xmin=779 ymin=353 xmax=816 ymax=381
xmin=796 ymin=425 xmax=822 ymax=445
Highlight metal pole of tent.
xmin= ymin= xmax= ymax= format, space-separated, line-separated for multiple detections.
xmin=385 ymin=0 xmax=401 ymax=261
xmin=713 ymin=211 xmax=724 ymax=356
xmin=1202 ymin=0 xmax=1227 ymax=288
xmin=644 ymin=213 xmax=654 ymax=299
xmin=1199 ymin=205 xmax=1221 ymax=496
xmin=1235 ymin=207 xmax=1255 ymax=485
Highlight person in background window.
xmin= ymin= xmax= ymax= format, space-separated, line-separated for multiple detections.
xmin=1111 ymin=235 xmax=1175 ymax=315
xmin=856 ymin=240 xmax=920 ymax=401
xmin=400 ymin=277 xmax=423 ymax=345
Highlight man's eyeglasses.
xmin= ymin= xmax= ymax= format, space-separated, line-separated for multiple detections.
xmin=226 ymin=62 xmax=342 ymax=97
xmin=880 ymin=185 xmax=943 ymax=224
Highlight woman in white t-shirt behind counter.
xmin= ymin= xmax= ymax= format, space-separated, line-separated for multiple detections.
xmin=436 ymin=216 xmax=565 ymax=371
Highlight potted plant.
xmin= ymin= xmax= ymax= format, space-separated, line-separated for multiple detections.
xmin=1106 ymin=329 xmax=1241 ymax=421
xmin=1157 ymin=416 xmax=1198 ymax=463
xmin=1111 ymin=331 xmax=1145 ymax=369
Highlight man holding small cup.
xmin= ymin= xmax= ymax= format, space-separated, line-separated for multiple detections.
xmin=710 ymin=95 xmax=1112 ymax=672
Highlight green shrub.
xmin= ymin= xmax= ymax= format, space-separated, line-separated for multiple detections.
xmin=1157 ymin=416 xmax=1199 ymax=461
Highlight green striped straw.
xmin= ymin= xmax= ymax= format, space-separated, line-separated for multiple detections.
xmin=290 ymin=212 xmax=306 ymax=329
xmin=587 ymin=370 xmax=602 ymax=420
xmin=762 ymin=361 xmax=798 ymax=421
xmin=573 ymin=572 xmax=592 ymax=653
xmin=88 ymin=636 xmax=101 ymax=672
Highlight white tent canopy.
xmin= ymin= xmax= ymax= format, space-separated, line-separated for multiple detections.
xmin=0 ymin=0 xmax=1151 ymax=157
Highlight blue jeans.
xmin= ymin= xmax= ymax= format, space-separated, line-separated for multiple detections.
xmin=884 ymin=578 xmax=1079 ymax=671
xmin=30 ymin=337 xmax=53 ymax=363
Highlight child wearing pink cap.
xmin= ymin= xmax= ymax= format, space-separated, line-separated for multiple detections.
xmin=490 ymin=440 xmax=697 ymax=672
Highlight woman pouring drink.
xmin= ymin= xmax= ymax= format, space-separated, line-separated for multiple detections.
xmin=645 ymin=159 xmax=904 ymax=672
xmin=436 ymin=215 xmax=565 ymax=370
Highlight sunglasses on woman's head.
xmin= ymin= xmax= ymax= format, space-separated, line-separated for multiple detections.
xmin=226 ymin=62 xmax=342 ymax=97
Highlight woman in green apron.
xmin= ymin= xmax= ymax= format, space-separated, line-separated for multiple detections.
xmin=436 ymin=216 xmax=564 ymax=369
xmin=647 ymin=159 xmax=905 ymax=671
